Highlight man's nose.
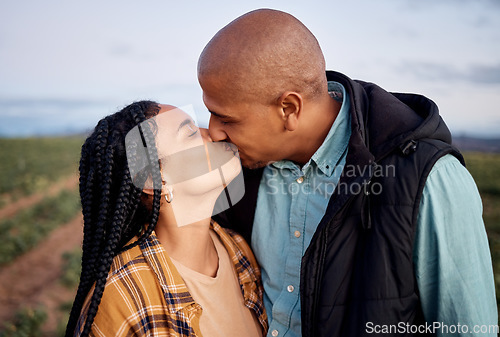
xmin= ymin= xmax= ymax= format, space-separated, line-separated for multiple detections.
xmin=208 ymin=117 xmax=228 ymax=142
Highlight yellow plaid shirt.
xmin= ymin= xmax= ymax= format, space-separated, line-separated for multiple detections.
xmin=75 ymin=221 xmax=268 ymax=336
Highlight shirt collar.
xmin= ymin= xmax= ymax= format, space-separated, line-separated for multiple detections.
xmin=211 ymin=220 xmax=260 ymax=290
xmin=140 ymin=233 xmax=200 ymax=314
xmin=139 ymin=221 xmax=261 ymax=314
xmin=211 ymin=220 xmax=268 ymax=332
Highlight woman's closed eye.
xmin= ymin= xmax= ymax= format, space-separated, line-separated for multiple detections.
xmin=178 ymin=119 xmax=199 ymax=138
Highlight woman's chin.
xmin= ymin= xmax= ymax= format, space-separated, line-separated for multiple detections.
xmin=174 ymin=155 xmax=242 ymax=197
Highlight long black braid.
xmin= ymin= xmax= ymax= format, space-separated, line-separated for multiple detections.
xmin=65 ymin=101 xmax=163 ymax=337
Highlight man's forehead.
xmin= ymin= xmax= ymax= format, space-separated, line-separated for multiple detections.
xmin=203 ymin=91 xmax=246 ymax=115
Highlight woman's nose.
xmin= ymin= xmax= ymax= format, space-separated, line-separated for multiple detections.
xmin=199 ymin=128 xmax=213 ymax=142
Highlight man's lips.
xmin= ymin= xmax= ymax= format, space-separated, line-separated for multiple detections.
xmin=223 ymin=142 xmax=238 ymax=156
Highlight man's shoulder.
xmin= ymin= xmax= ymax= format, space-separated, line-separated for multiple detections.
xmin=428 ymin=153 xmax=466 ymax=173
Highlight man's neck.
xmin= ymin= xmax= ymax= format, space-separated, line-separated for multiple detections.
xmin=289 ymin=94 xmax=341 ymax=165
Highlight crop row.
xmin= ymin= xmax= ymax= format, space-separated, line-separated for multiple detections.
xmin=0 ymin=248 xmax=82 ymax=337
xmin=0 ymin=188 xmax=81 ymax=266
xmin=0 ymin=136 xmax=84 ymax=198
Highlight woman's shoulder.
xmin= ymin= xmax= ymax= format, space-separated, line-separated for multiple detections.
xmin=77 ymin=234 xmax=192 ymax=336
xmin=107 ymin=239 xmax=148 ymax=280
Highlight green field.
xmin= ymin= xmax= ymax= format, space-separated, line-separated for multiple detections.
xmin=0 ymin=136 xmax=84 ymax=204
xmin=0 ymin=137 xmax=84 ymax=260
xmin=0 ymin=136 xmax=84 ymax=336
xmin=0 ymin=188 xmax=80 ymax=266
xmin=464 ymin=152 xmax=500 ymax=307
xmin=0 ymin=138 xmax=499 ymax=336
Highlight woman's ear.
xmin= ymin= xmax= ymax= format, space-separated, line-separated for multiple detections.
xmin=142 ymin=160 xmax=168 ymax=196
xmin=142 ymin=187 xmax=157 ymax=196
xmin=142 ymin=179 xmax=169 ymax=196
xmin=278 ymin=91 xmax=302 ymax=131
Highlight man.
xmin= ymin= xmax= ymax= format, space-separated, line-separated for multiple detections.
xmin=198 ymin=8 xmax=497 ymax=337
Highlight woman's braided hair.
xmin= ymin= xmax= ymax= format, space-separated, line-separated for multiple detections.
xmin=65 ymin=100 xmax=163 ymax=337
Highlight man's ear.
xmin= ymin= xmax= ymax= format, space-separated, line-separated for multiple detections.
xmin=278 ymin=91 xmax=302 ymax=131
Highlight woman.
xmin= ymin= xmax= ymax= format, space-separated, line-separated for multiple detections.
xmin=65 ymin=101 xmax=267 ymax=337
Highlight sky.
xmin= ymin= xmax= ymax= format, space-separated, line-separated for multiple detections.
xmin=1 ymin=0 xmax=499 ymax=138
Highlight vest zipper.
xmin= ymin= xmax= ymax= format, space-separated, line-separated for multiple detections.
xmin=310 ymin=225 xmax=328 ymax=337
xmin=362 ymin=177 xmax=372 ymax=230
xmin=307 ymin=161 xmax=377 ymax=335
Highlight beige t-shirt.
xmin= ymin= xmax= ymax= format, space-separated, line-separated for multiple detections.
xmin=171 ymin=230 xmax=263 ymax=337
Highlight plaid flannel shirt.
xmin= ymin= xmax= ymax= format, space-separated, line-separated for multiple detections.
xmin=75 ymin=221 xmax=268 ymax=336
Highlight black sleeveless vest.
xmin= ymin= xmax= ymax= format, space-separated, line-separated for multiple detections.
xmin=214 ymin=71 xmax=464 ymax=337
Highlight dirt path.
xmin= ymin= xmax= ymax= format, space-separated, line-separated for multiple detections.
xmin=0 ymin=213 xmax=83 ymax=333
xmin=0 ymin=175 xmax=79 ymax=220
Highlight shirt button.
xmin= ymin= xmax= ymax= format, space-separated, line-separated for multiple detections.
xmin=287 ymin=285 xmax=294 ymax=292
xmin=272 ymin=330 xmax=279 ymax=337
xmin=296 ymin=176 xmax=304 ymax=184
xmin=294 ymin=230 xmax=301 ymax=238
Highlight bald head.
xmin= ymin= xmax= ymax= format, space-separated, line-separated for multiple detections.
xmin=198 ymin=9 xmax=327 ymax=104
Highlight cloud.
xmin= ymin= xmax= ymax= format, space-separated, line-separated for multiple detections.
xmin=400 ymin=0 xmax=500 ymax=11
xmin=108 ymin=44 xmax=134 ymax=57
xmin=400 ymin=62 xmax=500 ymax=85
xmin=467 ymin=64 xmax=500 ymax=84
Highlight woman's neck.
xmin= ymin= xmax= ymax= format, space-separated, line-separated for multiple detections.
xmin=155 ymin=214 xmax=219 ymax=277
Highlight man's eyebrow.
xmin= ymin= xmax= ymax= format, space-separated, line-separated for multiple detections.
xmin=208 ymin=110 xmax=232 ymax=120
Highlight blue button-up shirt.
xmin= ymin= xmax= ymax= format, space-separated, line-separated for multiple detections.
xmin=252 ymin=81 xmax=351 ymax=337
xmin=252 ymin=81 xmax=497 ymax=337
